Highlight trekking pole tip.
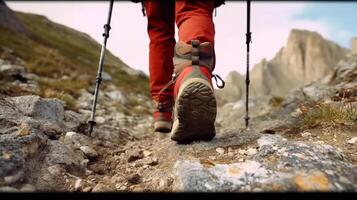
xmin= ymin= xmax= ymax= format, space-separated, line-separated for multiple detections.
xmin=87 ymin=120 xmax=96 ymax=135
xmin=244 ymin=116 xmax=250 ymax=129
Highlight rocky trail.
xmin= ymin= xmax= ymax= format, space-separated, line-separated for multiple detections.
xmin=0 ymin=50 xmax=356 ymax=192
xmin=0 ymin=1 xmax=356 ymax=192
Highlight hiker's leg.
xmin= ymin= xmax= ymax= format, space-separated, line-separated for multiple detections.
xmin=170 ymin=1 xmax=217 ymax=143
xmin=146 ymin=0 xmax=175 ymax=132
xmin=175 ymin=0 xmax=215 ymax=45
xmin=145 ymin=0 xmax=175 ymax=102
xmin=175 ymin=0 xmax=216 ymax=72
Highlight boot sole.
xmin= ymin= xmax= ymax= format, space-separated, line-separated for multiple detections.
xmin=154 ymin=121 xmax=172 ymax=133
xmin=170 ymin=78 xmax=217 ymax=144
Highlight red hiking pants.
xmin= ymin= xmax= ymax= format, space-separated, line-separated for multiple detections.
xmin=145 ymin=0 xmax=215 ymax=102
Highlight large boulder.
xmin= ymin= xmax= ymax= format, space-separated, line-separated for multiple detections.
xmin=0 ymin=96 xmax=86 ymax=188
xmin=173 ymin=134 xmax=357 ymax=192
xmin=10 ymin=95 xmax=65 ymax=122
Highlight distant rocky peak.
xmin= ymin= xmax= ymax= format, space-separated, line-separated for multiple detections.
xmin=217 ymin=29 xmax=349 ymax=104
xmin=225 ymin=71 xmax=243 ymax=82
xmin=275 ymin=29 xmax=348 ymax=84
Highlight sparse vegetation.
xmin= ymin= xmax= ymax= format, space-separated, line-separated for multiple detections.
xmin=269 ymin=96 xmax=284 ymax=107
xmin=0 ymin=11 xmax=150 ymax=107
xmin=298 ymin=103 xmax=357 ymax=128
xmin=38 ymin=79 xmax=87 ymax=110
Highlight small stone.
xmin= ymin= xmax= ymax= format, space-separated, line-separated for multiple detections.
xmin=0 ymin=186 xmax=19 ymax=192
xmin=111 ymin=174 xmax=126 ymax=184
xmin=301 ymin=132 xmax=312 ymax=137
xmin=102 ymin=176 xmax=112 ymax=185
xmin=4 ymin=170 xmax=24 ymax=184
xmin=208 ymin=156 xmax=216 ymax=160
xmin=74 ymin=179 xmax=83 ymax=191
xmin=150 ymin=157 xmax=159 ymax=166
xmin=315 ymin=141 xmax=325 ymax=145
xmin=126 ymin=173 xmax=141 ymax=184
xmin=83 ymin=186 xmax=92 ymax=192
xmin=245 ymin=148 xmax=257 ymax=156
xmin=252 ymin=188 xmax=263 ymax=192
xmin=339 ymin=176 xmax=351 ymax=184
xmin=80 ymin=159 xmax=90 ymax=168
xmin=96 ymin=117 xmax=106 ymax=124
xmin=227 ymin=152 xmax=234 ymax=157
xmin=64 ymin=131 xmax=76 ymax=145
xmin=16 ymin=122 xmax=30 ymax=136
xmin=80 ymin=146 xmax=98 ymax=158
xmin=131 ymin=185 xmax=143 ymax=192
xmin=216 ymin=148 xmax=225 ymax=155
xmin=105 ymin=90 xmax=128 ymax=104
xmin=294 ymin=153 xmax=306 ymax=159
xmin=243 ymin=185 xmax=251 ymax=191
xmin=65 ymin=131 xmax=76 ymax=138
xmin=128 ymin=151 xmax=144 ymax=162
xmin=143 ymin=150 xmax=152 ymax=157
xmin=282 ymin=152 xmax=289 ymax=157
xmin=85 ymin=169 xmax=93 ymax=176
xmin=92 ymin=183 xmax=111 ymax=192
xmin=119 ymin=185 xmax=127 ymax=190
xmin=347 ymin=137 xmax=357 ymax=145
xmin=238 ymin=149 xmax=246 ymax=155
xmin=20 ymin=184 xmax=36 ymax=192
xmin=88 ymin=164 xmax=106 ymax=174
xmin=2 ymin=151 xmax=13 ymax=160
xmin=228 ymin=147 xmax=233 ymax=152
xmin=159 ymin=179 xmax=165 ymax=188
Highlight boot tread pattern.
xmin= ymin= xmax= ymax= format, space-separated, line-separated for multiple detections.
xmin=171 ymin=81 xmax=216 ymax=144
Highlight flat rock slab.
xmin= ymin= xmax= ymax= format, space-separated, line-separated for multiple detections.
xmin=173 ymin=134 xmax=357 ymax=192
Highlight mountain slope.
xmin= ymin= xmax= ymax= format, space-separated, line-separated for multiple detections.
xmin=0 ymin=8 xmax=149 ymax=104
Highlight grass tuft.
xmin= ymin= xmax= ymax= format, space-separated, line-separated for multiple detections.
xmin=269 ymin=96 xmax=284 ymax=107
xmin=298 ymin=103 xmax=357 ymax=128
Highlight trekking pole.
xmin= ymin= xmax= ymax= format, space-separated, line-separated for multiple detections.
xmin=244 ymin=0 xmax=252 ymax=128
xmin=88 ymin=0 xmax=114 ymax=135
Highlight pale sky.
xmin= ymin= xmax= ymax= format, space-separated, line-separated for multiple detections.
xmin=7 ymin=1 xmax=357 ymax=79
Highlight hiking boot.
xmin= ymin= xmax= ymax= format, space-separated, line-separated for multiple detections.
xmin=153 ymin=99 xmax=173 ymax=133
xmin=170 ymin=40 xmax=219 ymax=143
